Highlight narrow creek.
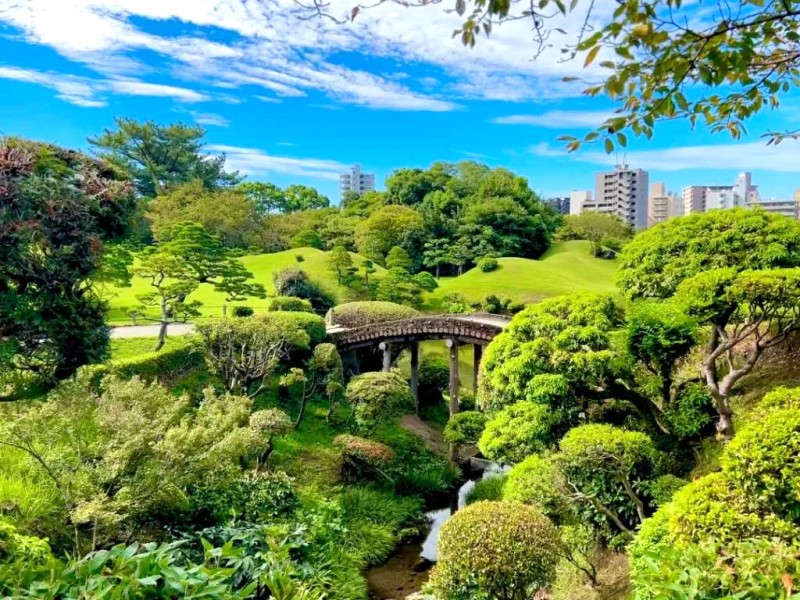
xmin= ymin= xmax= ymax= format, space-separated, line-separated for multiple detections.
xmin=367 ymin=462 xmax=506 ymax=600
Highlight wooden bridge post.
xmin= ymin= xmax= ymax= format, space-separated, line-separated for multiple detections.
xmin=445 ymin=337 xmax=459 ymax=416
xmin=473 ymin=344 xmax=482 ymax=394
xmin=379 ymin=341 xmax=391 ymax=372
xmin=410 ymin=342 xmax=419 ymax=409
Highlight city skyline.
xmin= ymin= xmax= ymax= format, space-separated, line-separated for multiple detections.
xmin=1 ymin=2 xmax=800 ymax=202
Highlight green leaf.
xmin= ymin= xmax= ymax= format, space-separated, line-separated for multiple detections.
xmin=604 ymin=138 xmax=614 ymax=153
xmin=584 ymin=45 xmax=601 ymax=68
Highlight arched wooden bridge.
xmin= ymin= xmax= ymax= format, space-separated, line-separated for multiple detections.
xmin=327 ymin=313 xmax=510 ymax=412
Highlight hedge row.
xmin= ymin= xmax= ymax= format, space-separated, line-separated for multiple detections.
xmin=80 ymin=345 xmax=204 ymax=387
xmin=326 ymin=301 xmax=419 ymax=329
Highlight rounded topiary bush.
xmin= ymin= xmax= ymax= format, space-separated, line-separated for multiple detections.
xmin=327 ymin=301 xmax=419 ymax=329
xmin=721 ymin=407 xmax=800 ymax=521
xmin=256 ymin=311 xmax=326 ymax=346
xmin=232 ymin=306 xmax=254 ymax=317
xmin=503 ymin=454 xmax=567 ymax=520
xmin=478 ymin=401 xmax=556 ymax=465
xmin=269 ymin=296 xmax=313 ymax=313
xmin=345 ymin=371 xmax=415 ymax=434
xmin=443 ymin=411 xmax=487 ymax=445
xmin=429 ymin=501 xmax=561 ymax=600
xmin=478 ymin=255 xmax=498 ymax=272
xmin=334 ymin=434 xmax=396 ymax=482
xmin=273 ymin=268 xmax=334 ymax=312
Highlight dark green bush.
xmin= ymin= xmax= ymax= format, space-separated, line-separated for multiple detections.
xmin=290 ymin=229 xmax=323 ymax=249
xmin=664 ymin=383 xmax=714 ymax=439
xmin=327 ymin=301 xmax=419 ymax=329
xmin=79 ymin=345 xmax=204 ymax=388
xmin=418 ymin=356 xmax=449 ymax=405
xmin=269 ymin=296 xmax=313 ymax=313
xmin=273 ymin=268 xmax=334 ymax=312
xmin=478 ymin=256 xmax=498 ymax=272
xmin=430 ymin=501 xmax=561 ymax=600
xmin=232 ymin=306 xmax=254 ymax=317
xmin=192 ymin=470 xmax=297 ymax=523
xmin=648 ymin=474 xmax=687 ymax=508
xmin=443 ymin=411 xmax=487 ymax=445
xmin=502 ymin=454 xmax=567 ymax=521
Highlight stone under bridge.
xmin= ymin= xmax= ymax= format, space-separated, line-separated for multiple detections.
xmin=327 ymin=313 xmax=510 ymax=412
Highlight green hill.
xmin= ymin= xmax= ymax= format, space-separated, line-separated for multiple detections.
xmin=424 ymin=241 xmax=618 ymax=310
xmin=105 ymin=247 xmax=380 ymax=324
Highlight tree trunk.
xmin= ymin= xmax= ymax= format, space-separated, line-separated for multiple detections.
xmin=154 ymin=320 xmax=168 ymax=351
xmin=435 ymin=264 xmax=440 ymax=279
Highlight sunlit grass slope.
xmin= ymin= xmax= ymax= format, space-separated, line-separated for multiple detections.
xmin=424 ymin=240 xmax=618 ymax=310
xmin=105 ymin=247 xmax=380 ymax=324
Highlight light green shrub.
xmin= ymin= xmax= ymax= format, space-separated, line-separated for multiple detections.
xmin=478 ymin=256 xmax=498 ymax=272
xmin=345 ymin=372 xmax=414 ymax=435
xmin=478 ymin=401 xmax=556 ymax=465
xmin=443 ymin=411 xmax=487 ymax=445
xmin=465 ymin=475 xmax=506 ymax=505
xmin=503 ymin=454 xmax=568 ymax=520
xmin=269 ymin=296 xmax=313 ymax=312
xmin=256 ymin=311 xmax=326 ymax=345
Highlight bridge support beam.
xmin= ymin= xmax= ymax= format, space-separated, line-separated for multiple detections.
xmin=473 ymin=344 xmax=482 ymax=394
xmin=445 ymin=338 xmax=459 ymax=417
xmin=379 ymin=342 xmax=391 ymax=372
xmin=410 ymin=342 xmax=419 ymax=409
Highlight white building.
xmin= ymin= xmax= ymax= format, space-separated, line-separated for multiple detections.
xmin=593 ymin=165 xmax=650 ymax=229
xmin=339 ymin=164 xmax=375 ymax=200
xmin=648 ymin=182 xmax=684 ymax=226
xmin=748 ymin=197 xmax=800 ymax=219
xmin=569 ymin=190 xmax=592 ymax=215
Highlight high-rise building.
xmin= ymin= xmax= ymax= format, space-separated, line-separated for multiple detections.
xmin=593 ymin=165 xmax=649 ymax=229
xmin=748 ymin=197 xmax=800 ymax=219
xmin=682 ymin=185 xmax=707 ymax=214
xmin=648 ymin=182 xmax=684 ymax=226
xmin=339 ymin=164 xmax=375 ymax=200
xmin=569 ymin=190 xmax=592 ymax=215
xmin=544 ymin=196 xmax=570 ymax=215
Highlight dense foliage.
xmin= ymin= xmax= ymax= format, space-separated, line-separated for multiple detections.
xmin=327 ymin=301 xmax=420 ymax=329
xmin=0 ymin=138 xmax=136 ymax=396
xmin=345 ymin=372 xmax=415 ymax=435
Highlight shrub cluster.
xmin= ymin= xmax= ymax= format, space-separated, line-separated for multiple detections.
xmin=269 ymin=296 xmax=313 ymax=312
xmin=477 ymin=255 xmax=498 ymax=272
xmin=273 ymin=268 xmax=335 ymax=312
xmin=443 ymin=411 xmax=487 ymax=446
xmin=334 ymin=435 xmax=396 ymax=482
xmin=327 ymin=301 xmax=419 ymax=329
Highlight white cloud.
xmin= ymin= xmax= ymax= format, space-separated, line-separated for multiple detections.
xmin=0 ymin=0 xmax=615 ymax=110
xmin=190 ymin=111 xmax=230 ymax=127
xmin=209 ymin=144 xmax=349 ymax=180
xmin=530 ymin=141 xmax=800 ymax=172
xmin=494 ymin=110 xmax=615 ymax=128
xmin=255 ymin=95 xmax=283 ymax=104
xmin=107 ymin=79 xmax=208 ymax=101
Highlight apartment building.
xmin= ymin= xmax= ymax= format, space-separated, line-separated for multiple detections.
xmin=593 ymin=165 xmax=649 ymax=229
xmin=339 ymin=164 xmax=375 ymax=200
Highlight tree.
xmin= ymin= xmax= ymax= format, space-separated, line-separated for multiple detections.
xmin=559 ymin=213 xmax=632 ymax=257
xmin=327 ymin=245 xmax=354 ymax=284
xmin=423 ymin=238 xmax=450 ymax=278
xmin=376 ymin=268 xmax=426 ymax=307
xmin=281 ymin=343 xmax=344 ymax=426
xmin=354 ymin=205 xmax=424 ymax=263
xmin=195 ymin=316 xmax=309 ymax=396
xmin=88 ymin=117 xmax=239 ymax=197
xmin=235 ymin=181 xmax=285 ymax=214
xmin=558 ymin=424 xmax=661 ymax=533
xmin=429 ymin=501 xmax=561 ymax=600
xmin=282 ymin=184 xmax=330 ymax=213
xmin=135 ymin=223 xmax=266 ymax=350
xmin=146 ymin=180 xmax=264 ymax=248
xmin=0 ymin=138 xmax=136 ymax=393
xmin=617 ymin=209 xmax=800 ymax=437
xmin=385 ymin=246 xmax=413 ymax=272
xmin=273 ymin=268 xmax=335 ymax=312
xmin=289 ymin=229 xmax=324 ymax=249
xmin=460 ymin=197 xmax=551 ymax=259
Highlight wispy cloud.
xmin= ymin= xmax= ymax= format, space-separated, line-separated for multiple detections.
xmin=190 ymin=111 xmax=230 ymax=127
xmin=494 ymin=110 xmax=614 ymax=128
xmin=209 ymin=144 xmax=348 ymax=180
xmin=530 ymin=141 xmax=800 ymax=172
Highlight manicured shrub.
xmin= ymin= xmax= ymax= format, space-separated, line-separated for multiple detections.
xmin=478 ymin=255 xmax=498 ymax=272
xmin=327 ymin=301 xmax=419 ymax=329
xmin=231 ymin=305 xmax=254 ymax=317
xmin=631 ymin=538 xmax=800 ymax=599
xmin=443 ymin=411 xmax=487 ymax=445
xmin=465 ymin=475 xmax=506 ymax=505
xmin=295 ymin=254 xmax=304 ymax=262
xmin=345 ymin=372 xmax=414 ymax=435
xmin=721 ymin=406 xmax=800 ymax=520
xmin=418 ymin=356 xmax=449 ymax=405
xmin=79 ymin=345 xmax=204 ymax=388
xmin=503 ymin=454 xmax=568 ymax=521
xmin=759 ymin=385 xmax=800 ymax=412
xmin=648 ymin=474 xmax=687 ymax=508
xmin=478 ymin=401 xmax=556 ymax=465
xmin=441 ymin=292 xmax=471 ymax=313
xmin=334 ymin=435 xmax=396 ymax=482
xmin=507 ymin=301 xmax=525 ymax=314
xmin=269 ymin=296 xmax=313 ymax=313
xmin=256 ymin=311 xmax=326 ymax=346
xmin=273 ymin=268 xmax=335 ymax=312
xmin=663 ymin=383 xmax=714 ymax=439
xmin=429 ymin=501 xmax=561 ymax=600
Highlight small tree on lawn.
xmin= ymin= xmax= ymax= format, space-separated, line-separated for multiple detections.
xmin=327 ymin=245 xmax=353 ymax=285
xmin=135 ymin=223 xmax=265 ymax=351
xmin=423 ymin=238 xmax=451 ymax=278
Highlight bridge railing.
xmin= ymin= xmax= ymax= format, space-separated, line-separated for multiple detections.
xmin=326 ymin=312 xmax=510 ymax=333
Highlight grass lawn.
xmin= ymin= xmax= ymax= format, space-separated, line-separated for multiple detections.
xmin=424 ymin=240 xmax=618 ymax=310
xmin=103 ymin=247 xmax=381 ymax=324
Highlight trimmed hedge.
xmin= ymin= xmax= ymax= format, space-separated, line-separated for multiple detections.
xmin=269 ymin=296 xmax=313 ymax=313
xmin=255 ymin=311 xmax=326 ymax=346
xmin=326 ymin=301 xmax=419 ymax=329
xmin=478 ymin=256 xmax=498 ymax=272
xmin=79 ymin=345 xmax=204 ymax=388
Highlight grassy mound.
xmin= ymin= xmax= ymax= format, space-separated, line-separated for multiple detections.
xmin=424 ymin=241 xmax=617 ymax=310
xmin=104 ymin=247 xmax=381 ymax=324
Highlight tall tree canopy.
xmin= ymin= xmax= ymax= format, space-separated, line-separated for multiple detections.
xmin=0 ymin=138 xmax=136 ymax=394
xmin=89 ymin=118 xmax=240 ymax=197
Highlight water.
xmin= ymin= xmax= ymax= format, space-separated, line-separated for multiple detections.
xmin=419 ymin=462 xmax=506 ymax=562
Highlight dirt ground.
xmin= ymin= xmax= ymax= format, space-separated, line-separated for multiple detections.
xmin=366 ymin=543 xmax=430 ymax=600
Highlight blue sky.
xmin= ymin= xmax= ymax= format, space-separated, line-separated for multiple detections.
xmin=0 ymin=0 xmax=799 ymax=203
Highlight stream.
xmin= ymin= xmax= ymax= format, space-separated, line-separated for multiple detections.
xmin=367 ymin=461 xmax=506 ymax=600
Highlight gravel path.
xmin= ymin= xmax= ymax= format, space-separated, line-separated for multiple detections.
xmin=110 ymin=323 xmax=195 ymax=338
